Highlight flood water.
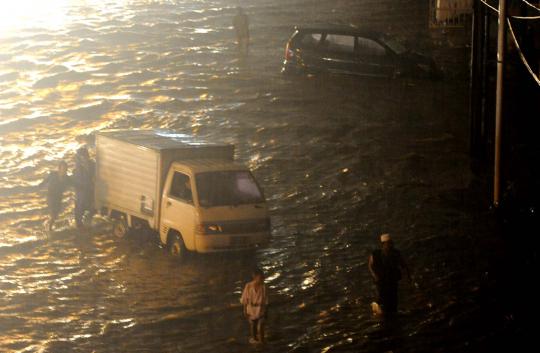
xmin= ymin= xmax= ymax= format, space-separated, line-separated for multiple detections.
xmin=0 ymin=1 xmax=510 ymax=352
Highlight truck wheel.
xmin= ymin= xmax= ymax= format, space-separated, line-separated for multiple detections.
xmin=168 ymin=233 xmax=186 ymax=259
xmin=112 ymin=218 xmax=129 ymax=238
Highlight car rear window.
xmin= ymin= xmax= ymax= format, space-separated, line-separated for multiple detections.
xmin=357 ymin=37 xmax=386 ymax=57
xmin=300 ymin=33 xmax=322 ymax=47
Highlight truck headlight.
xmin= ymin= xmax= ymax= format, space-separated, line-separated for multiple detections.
xmin=207 ymin=224 xmax=223 ymax=233
xmin=196 ymin=223 xmax=223 ymax=235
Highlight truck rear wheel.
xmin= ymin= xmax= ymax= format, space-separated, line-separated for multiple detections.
xmin=112 ymin=218 xmax=129 ymax=238
xmin=168 ymin=232 xmax=186 ymax=259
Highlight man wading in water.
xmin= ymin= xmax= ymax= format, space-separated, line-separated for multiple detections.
xmin=241 ymin=268 xmax=268 ymax=344
xmin=73 ymin=147 xmax=95 ymax=229
xmin=232 ymin=6 xmax=249 ymax=56
xmin=368 ymin=233 xmax=411 ymax=316
xmin=40 ymin=161 xmax=70 ymax=231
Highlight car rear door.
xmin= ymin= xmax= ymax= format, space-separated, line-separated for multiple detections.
xmin=292 ymin=32 xmax=324 ymax=70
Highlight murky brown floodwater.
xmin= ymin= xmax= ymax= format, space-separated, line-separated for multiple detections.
xmin=0 ymin=1 xmax=510 ymax=352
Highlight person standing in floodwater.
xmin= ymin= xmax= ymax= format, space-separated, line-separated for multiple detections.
xmin=232 ymin=6 xmax=249 ymax=56
xmin=72 ymin=147 xmax=95 ymax=229
xmin=241 ymin=268 xmax=268 ymax=344
xmin=40 ymin=161 xmax=70 ymax=231
xmin=368 ymin=233 xmax=411 ymax=315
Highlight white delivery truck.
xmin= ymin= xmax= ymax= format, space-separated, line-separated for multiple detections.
xmin=94 ymin=130 xmax=271 ymax=257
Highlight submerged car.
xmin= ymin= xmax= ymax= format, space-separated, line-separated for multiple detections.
xmin=282 ymin=26 xmax=441 ymax=79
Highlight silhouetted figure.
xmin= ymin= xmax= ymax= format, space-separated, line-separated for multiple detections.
xmin=241 ymin=268 xmax=268 ymax=344
xmin=368 ymin=233 xmax=410 ymax=315
xmin=73 ymin=147 xmax=95 ymax=228
xmin=233 ymin=7 xmax=249 ymax=56
xmin=40 ymin=161 xmax=70 ymax=231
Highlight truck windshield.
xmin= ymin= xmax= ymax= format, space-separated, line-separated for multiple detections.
xmin=196 ymin=171 xmax=264 ymax=207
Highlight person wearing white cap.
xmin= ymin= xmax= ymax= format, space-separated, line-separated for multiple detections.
xmin=368 ymin=233 xmax=410 ymax=315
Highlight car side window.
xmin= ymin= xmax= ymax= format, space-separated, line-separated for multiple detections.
xmin=356 ymin=37 xmax=387 ymax=57
xmin=169 ymin=172 xmax=193 ymax=204
xmin=321 ymin=34 xmax=355 ymax=54
xmin=300 ymin=33 xmax=322 ymax=48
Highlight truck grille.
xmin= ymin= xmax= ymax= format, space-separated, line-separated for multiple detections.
xmin=219 ymin=219 xmax=270 ymax=234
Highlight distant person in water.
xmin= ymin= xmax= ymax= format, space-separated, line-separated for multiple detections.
xmin=368 ymin=233 xmax=411 ymax=315
xmin=241 ymin=268 xmax=268 ymax=344
xmin=40 ymin=161 xmax=70 ymax=231
xmin=73 ymin=147 xmax=95 ymax=228
xmin=232 ymin=6 xmax=249 ymax=56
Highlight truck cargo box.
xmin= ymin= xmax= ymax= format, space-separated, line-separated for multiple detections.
xmin=95 ymin=130 xmax=234 ymax=229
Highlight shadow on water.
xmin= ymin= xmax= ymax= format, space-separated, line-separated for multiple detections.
xmin=364 ymin=317 xmax=406 ymax=353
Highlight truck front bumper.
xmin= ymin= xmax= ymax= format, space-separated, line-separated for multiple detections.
xmin=195 ymin=232 xmax=270 ymax=253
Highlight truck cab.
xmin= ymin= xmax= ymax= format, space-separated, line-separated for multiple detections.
xmin=160 ymin=160 xmax=270 ymax=253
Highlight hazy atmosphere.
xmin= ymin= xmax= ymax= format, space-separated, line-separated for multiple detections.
xmin=1 ymin=1 xmax=537 ymax=352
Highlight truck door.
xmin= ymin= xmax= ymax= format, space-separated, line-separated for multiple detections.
xmin=161 ymin=171 xmax=197 ymax=251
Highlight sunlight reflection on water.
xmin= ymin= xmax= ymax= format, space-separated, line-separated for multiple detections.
xmin=0 ymin=0 xmax=484 ymax=352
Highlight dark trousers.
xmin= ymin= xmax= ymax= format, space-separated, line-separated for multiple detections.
xmin=249 ymin=318 xmax=265 ymax=341
xmin=75 ymin=192 xmax=94 ymax=227
xmin=376 ymin=281 xmax=399 ymax=314
xmin=47 ymin=198 xmax=61 ymax=220
xmin=46 ymin=198 xmax=62 ymax=230
xmin=237 ymin=36 xmax=249 ymax=55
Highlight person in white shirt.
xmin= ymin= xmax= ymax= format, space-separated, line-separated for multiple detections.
xmin=241 ymin=268 xmax=268 ymax=344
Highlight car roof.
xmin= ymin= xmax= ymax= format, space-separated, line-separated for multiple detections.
xmin=294 ymin=26 xmax=384 ymax=39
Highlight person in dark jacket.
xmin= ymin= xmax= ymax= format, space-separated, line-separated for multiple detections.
xmin=73 ymin=147 xmax=95 ymax=228
xmin=368 ymin=233 xmax=411 ymax=315
xmin=40 ymin=161 xmax=70 ymax=231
